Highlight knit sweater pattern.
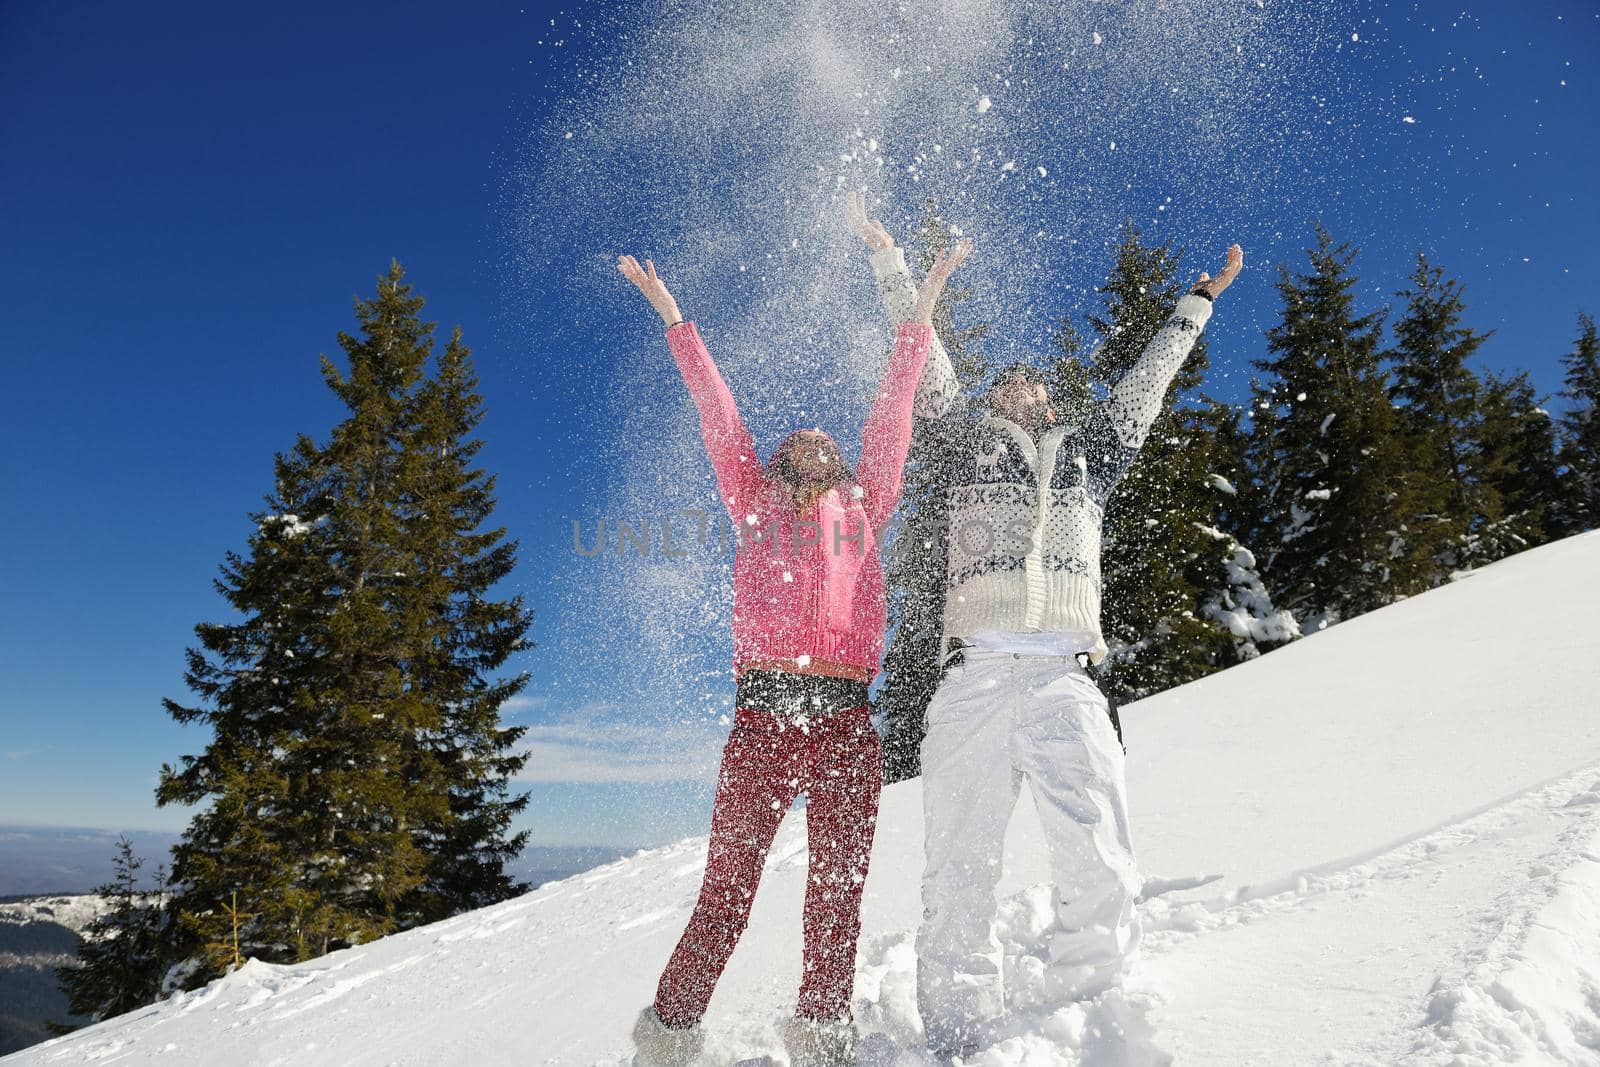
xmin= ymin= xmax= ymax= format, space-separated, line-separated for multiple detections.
xmin=869 ymin=246 xmax=1213 ymax=663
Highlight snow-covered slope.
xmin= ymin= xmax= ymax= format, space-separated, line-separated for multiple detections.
xmin=9 ymin=532 xmax=1600 ymax=1067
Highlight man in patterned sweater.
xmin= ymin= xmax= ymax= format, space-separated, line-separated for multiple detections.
xmin=848 ymin=192 xmax=1242 ymax=1056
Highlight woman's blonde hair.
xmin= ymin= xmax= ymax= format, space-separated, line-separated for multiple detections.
xmin=767 ymin=431 xmax=855 ymax=513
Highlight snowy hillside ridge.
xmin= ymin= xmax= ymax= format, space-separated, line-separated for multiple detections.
xmin=5 ymin=530 xmax=1600 ymax=1066
xmin=0 ymin=895 xmax=110 ymax=1057
xmin=0 ymin=897 xmax=111 ymax=936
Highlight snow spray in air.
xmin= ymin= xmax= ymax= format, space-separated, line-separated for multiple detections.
xmin=502 ymin=0 xmax=1381 ymax=793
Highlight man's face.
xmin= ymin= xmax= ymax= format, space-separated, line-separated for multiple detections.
xmin=988 ymin=374 xmax=1056 ymax=430
xmin=782 ymin=430 xmax=845 ymax=483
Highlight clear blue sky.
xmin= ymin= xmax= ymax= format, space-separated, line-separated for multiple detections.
xmin=2 ymin=1 xmax=1596 ymax=850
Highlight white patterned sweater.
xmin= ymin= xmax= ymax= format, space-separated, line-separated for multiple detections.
xmin=869 ymin=246 xmax=1214 ymax=663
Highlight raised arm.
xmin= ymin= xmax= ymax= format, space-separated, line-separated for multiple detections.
xmin=1086 ymin=245 xmax=1243 ymax=494
xmin=1100 ymin=295 xmax=1214 ymax=451
xmin=1103 ymin=245 xmax=1242 ymax=449
xmin=856 ymin=240 xmax=972 ymax=528
xmin=617 ymin=255 xmax=765 ymax=518
xmin=847 ymin=191 xmax=962 ymax=419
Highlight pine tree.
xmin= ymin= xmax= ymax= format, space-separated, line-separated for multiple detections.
xmin=1385 ymin=253 xmax=1494 ymax=571
xmin=391 ymin=326 xmax=534 ymax=923
xmin=1555 ymin=313 xmax=1600 ymax=534
xmin=1473 ymin=369 xmax=1564 ymax=552
xmin=53 ymin=839 xmax=170 ymax=1028
xmin=1086 ymin=221 xmax=1233 ymax=701
xmin=878 ymin=200 xmax=991 ymax=782
xmin=1248 ymin=227 xmax=1412 ymax=630
xmin=910 ymin=199 xmax=993 ymax=390
xmin=1199 ymin=396 xmax=1265 ymax=548
xmin=158 ymin=434 xmax=340 ymax=976
xmin=291 ymin=263 xmax=446 ymax=954
xmin=158 ymin=263 xmax=532 ymax=984
xmin=1044 ymin=319 xmax=1094 ymax=429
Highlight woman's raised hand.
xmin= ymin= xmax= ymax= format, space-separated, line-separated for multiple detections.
xmin=616 ymin=254 xmax=683 ymax=327
xmin=845 ymin=190 xmax=894 ymax=252
xmin=911 ymin=240 xmax=974 ymax=324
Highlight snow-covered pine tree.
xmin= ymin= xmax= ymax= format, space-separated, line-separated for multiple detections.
xmin=158 ymin=264 xmax=531 ymax=986
xmin=1385 ymin=252 xmax=1496 ymax=572
xmin=1085 ymin=221 xmax=1232 ymax=702
xmin=391 ymin=324 xmax=534 ymax=923
xmin=877 ymin=199 xmax=991 ymax=783
xmin=1555 ymin=313 xmax=1600 ymax=534
xmin=1190 ymin=399 xmax=1300 ymax=664
xmin=1472 ymin=369 xmax=1564 ymax=553
xmin=1248 ymin=227 xmax=1413 ymax=631
xmin=52 ymin=838 xmax=170 ymax=1030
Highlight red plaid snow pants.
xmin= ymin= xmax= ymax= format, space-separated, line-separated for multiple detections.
xmin=653 ymin=703 xmax=882 ymax=1025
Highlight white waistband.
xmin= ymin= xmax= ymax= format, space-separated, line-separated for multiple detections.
xmin=947 ymin=644 xmax=1090 ymax=672
xmin=963 ymin=629 xmax=1098 ymax=656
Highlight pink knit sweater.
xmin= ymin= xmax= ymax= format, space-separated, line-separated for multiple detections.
xmin=666 ymin=320 xmax=932 ymax=680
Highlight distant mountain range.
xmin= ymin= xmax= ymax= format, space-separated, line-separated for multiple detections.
xmin=0 ymin=827 xmax=642 ymax=897
xmin=0 ymin=828 xmax=180 ymax=896
xmin=511 ymin=845 xmax=641 ymax=889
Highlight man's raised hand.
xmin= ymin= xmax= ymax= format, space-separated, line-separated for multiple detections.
xmin=845 ymin=190 xmax=894 ymax=253
xmin=616 ymin=254 xmax=683 ymax=327
xmin=1192 ymin=244 xmax=1244 ymax=300
xmin=912 ymin=240 xmax=974 ymax=324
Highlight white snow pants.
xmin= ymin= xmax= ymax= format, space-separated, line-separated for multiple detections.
xmin=915 ymin=648 xmax=1141 ymax=1049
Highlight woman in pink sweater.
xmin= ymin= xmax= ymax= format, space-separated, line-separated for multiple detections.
xmin=618 ymin=229 xmax=970 ymax=1066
